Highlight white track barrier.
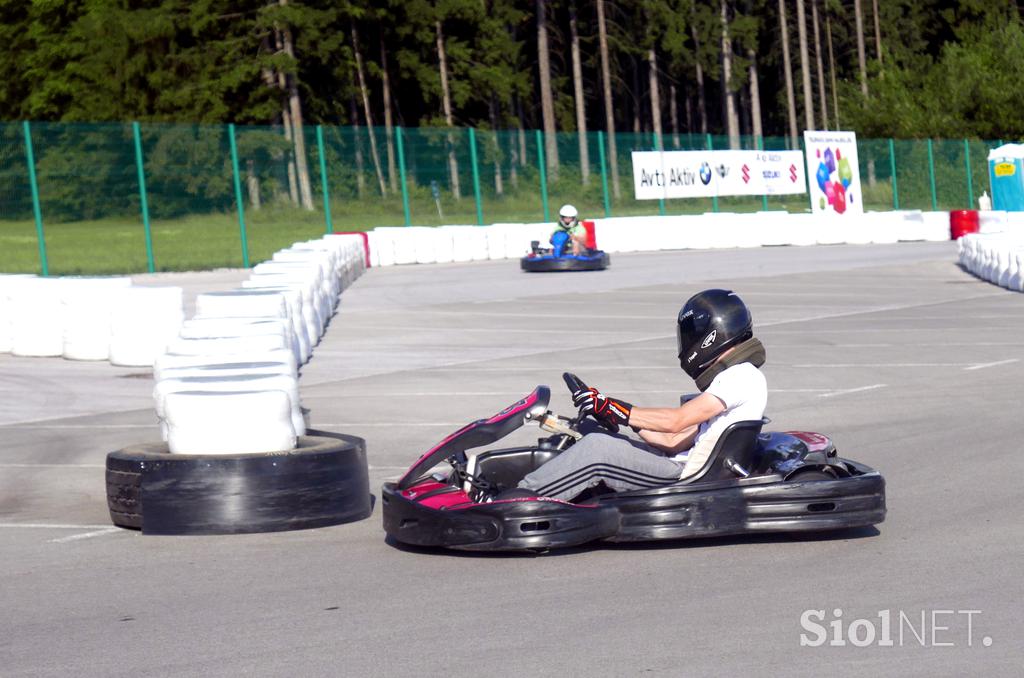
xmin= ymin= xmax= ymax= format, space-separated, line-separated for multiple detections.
xmin=108 ymin=286 xmax=184 ymax=367
xmin=157 ymin=361 xmax=295 ymax=381
xmin=154 ymin=374 xmax=305 ymax=440
xmin=153 ymin=346 xmax=298 ymax=381
xmin=62 ymin=277 xmax=134 ymax=361
xmin=9 ymin=277 xmax=66 ymax=357
xmin=181 ymin=316 xmax=305 ymax=365
xmin=0 ymin=274 xmax=37 ymax=353
xmin=959 ymin=232 xmax=1024 ymax=292
xmin=163 ymin=390 xmax=296 ymax=454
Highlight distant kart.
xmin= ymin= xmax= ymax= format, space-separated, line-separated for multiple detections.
xmin=382 ymin=373 xmax=886 ymax=552
xmin=520 ymin=230 xmax=610 ymax=272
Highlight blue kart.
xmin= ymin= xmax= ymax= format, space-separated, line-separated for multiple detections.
xmin=521 ymin=230 xmax=610 ymax=272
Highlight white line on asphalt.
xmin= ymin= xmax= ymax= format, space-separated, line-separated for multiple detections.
xmin=0 ymin=523 xmax=114 ymax=530
xmin=348 ymin=325 xmax=653 ymax=334
xmin=792 ymin=363 xmax=976 ymax=368
xmin=964 ymin=358 xmax=1020 ymax=371
xmin=818 ymin=384 xmax=887 ymax=398
xmin=0 ymin=463 xmax=104 ymax=468
xmin=49 ymin=528 xmax=122 ymax=544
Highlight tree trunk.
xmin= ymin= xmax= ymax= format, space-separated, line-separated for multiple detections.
xmin=246 ymin=159 xmax=261 ymax=210
xmin=350 ymin=96 xmax=365 ymax=199
xmin=261 ymin=52 xmax=297 ymax=207
xmin=596 ymin=0 xmax=619 ymax=198
xmin=778 ymin=0 xmax=798 ymax=146
xmin=854 ymin=0 xmax=868 ymax=97
xmin=648 ymin=47 xmax=663 ymax=150
xmin=748 ymin=49 xmax=763 ymax=140
xmin=631 ymin=58 xmax=642 ymax=134
xmin=811 ymin=0 xmax=829 ymax=129
xmin=436 ymin=19 xmax=461 ymax=200
xmin=536 ymin=0 xmax=559 ymax=178
xmin=720 ymin=0 xmax=740 ymax=149
xmin=569 ymin=2 xmax=589 ymax=185
xmin=380 ymin=36 xmax=398 ymax=193
xmin=669 ymin=83 xmax=680 ymax=148
xmin=352 ymin=23 xmax=387 ymax=197
xmin=271 ymin=29 xmax=299 ymax=205
xmin=279 ymin=1 xmax=314 ymax=210
xmin=489 ymin=96 xmax=504 ymax=196
xmin=516 ymin=95 xmax=527 ymax=168
xmin=691 ymin=24 xmax=709 ymax=135
xmin=795 ymin=0 xmax=814 ymax=132
xmin=871 ymin=0 xmax=882 ymax=65
xmin=826 ymin=12 xmax=839 ymax=128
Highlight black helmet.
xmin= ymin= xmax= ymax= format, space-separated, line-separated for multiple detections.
xmin=676 ymin=289 xmax=753 ymax=381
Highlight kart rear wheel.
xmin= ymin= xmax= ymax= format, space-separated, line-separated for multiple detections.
xmin=788 ymin=468 xmax=837 ymax=482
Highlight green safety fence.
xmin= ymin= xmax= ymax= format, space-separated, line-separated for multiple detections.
xmin=0 ymin=121 xmax=1010 ymax=275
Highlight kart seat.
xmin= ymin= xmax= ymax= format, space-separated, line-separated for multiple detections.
xmin=679 ymin=418 xmax=767 ymax=484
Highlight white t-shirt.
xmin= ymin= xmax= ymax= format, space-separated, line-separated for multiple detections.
xmin=674 ymin=362 xmax=767 ymax=478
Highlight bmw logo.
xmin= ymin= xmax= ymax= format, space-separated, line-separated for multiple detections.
xmin=699 ymin=162 xmax=712 ymax=185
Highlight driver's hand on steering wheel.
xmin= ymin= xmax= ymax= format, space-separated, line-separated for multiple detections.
xmin=572 ymin=386 xmax=633 ymax=432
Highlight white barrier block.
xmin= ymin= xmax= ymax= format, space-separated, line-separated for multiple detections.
xmin=0 ymin=274 xmax=37 ymax=353
xmin=158 ymin=361 xmax=295 ymax=381
xmin=62 ymin=277 xmax=134 ymax=361
xmin=10 ymin=277 xmax=66 ymax=357
xmin=155 ymin=373 xmax=305 ymax=439
xmin=109 ymin=286 xmax=184 ymax=367
xmin=164 ymin=390 xmax=296 ymax=454
xmin=166 ymin=334 xmax=289 ymax=357
xmin=195 ymin=290 xmax=289 ymax=321
xmin=153 ymin=346 xmax=297 ymax=381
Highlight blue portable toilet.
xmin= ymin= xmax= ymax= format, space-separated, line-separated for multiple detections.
xmin=988 ymin=144 xmax=1024 ymax=211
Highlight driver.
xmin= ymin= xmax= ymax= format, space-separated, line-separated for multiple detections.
xmin=514 ymin=289 xmax=768 ymax=501
xmin=553 ymin=204 xmax=588 ymax=256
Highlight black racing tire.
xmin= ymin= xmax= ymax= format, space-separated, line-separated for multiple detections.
xmin=787 ymin=468 xmax=837 ymax=482
xmin=105 ymin=430 xmax=371 ymax=535
xmin=520 ymin=252 xmax=610 ymax=272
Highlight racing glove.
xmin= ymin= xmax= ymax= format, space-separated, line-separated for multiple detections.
xmin=572 ymin=386 xmax=633 ymax=432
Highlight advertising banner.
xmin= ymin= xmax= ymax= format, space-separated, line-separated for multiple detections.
xmin=803 ymin=130 xmax=863 ymax=215
xmin=631 ymin=150 xmax=806 ymax=200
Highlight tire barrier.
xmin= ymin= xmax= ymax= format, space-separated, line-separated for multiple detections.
xmin=9 ymin=277 xmax=65 ymax=357
xmin=163 ymin=390 xmax=297 ymax=454
xmin=360 ymin=210 xmax=964 ymax=267
xmin=62 ymin=277 xmax=134 ymax=361
xmin=0 ymin=274 xmax=37 ymax=353
xmin=958 ymin=232 xmax=1024 ymax=292
xmin=109 ymin=286 xmax=185 ymax=367
xmin=105 ymin=432 xmax=370 ymax=535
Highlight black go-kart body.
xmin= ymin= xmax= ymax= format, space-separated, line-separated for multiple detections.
xmin=520 ymin=240 xmax=610 ymax=272
xmin=382 ymin=380 xmax=886 ymax=552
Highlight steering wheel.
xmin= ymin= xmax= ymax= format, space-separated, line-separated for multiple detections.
xmin=561 ymin=372 xmax=599 ymax=430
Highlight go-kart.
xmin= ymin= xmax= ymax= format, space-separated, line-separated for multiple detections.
xmin=520 ymin=230 xmax=610 ymax=272
xmin=381 ymin=374 xmax=886 ymax=552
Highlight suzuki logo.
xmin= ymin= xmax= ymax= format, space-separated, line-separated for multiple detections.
xmin=741 ymin=164 xmax=750 ymax=183
xmin=789 ymin=164 xmax=798 ymax=182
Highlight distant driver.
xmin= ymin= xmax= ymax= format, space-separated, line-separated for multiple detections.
xmin=553 ymin=204 xmax=588 ymax=256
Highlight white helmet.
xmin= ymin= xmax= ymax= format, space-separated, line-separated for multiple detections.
xmin=558 ymin=204 xmax=578 ymax=228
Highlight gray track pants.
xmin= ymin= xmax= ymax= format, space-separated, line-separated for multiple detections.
xmin=517 ymin=429 xmax=685 ymax=501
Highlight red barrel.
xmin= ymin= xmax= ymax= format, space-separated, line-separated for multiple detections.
xmin=949 ymin=210 xmax=980 ymax=240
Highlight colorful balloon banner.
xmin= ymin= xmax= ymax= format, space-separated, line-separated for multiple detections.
xmin=631 ymin=150 xmax=807 ymax=200
xmin=803 ymin=130 xmax=863 ymax=216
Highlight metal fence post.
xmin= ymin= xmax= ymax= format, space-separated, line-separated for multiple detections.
xmin=22 ymin=121 xmax=48 ymax=276
xmin=706 ymin=133 xmax=719 ymax=213
xmin=888 ymin=138 xmax=900 ymax=210
xmin=132 ymin=122 xmax=156 ymax=272
xmin=927 ymin=138 xmax=937 ymax=210
xmin=316 ymin=125 xmax=333 ymax=233
xmin=598 ymin=131 xmax=611 ymax=217
xmin=227 ymin=123 xmax=250 ymax=268
xmin=469 ymin=127 xmax=483 ymax=225
xmin=757 ymin=136 xmax=769 ymax=211
xmin=963 ymin=138 xmax=974 ymax=209
xmin=396 ymin=126 xmax=411 ymax=226
xmin=536 ymin=129 xmax=550 ymax=222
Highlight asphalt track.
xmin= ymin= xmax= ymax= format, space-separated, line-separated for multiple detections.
xmin=2 ymin=241 xmax=1022 ymax=677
